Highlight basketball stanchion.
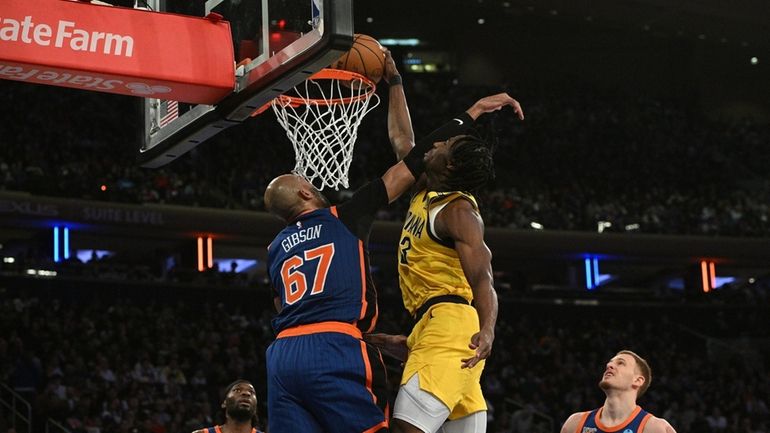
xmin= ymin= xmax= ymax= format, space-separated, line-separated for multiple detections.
xmin=266 ymin=68 xmax=380 ymax=190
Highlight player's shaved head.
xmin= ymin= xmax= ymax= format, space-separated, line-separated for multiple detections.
xmin=265 ymin=174 xmax=329 ymax=221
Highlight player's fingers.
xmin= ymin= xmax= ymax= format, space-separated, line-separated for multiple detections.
xmin=515 ymin=102 xmax=525 ymax=119
xmin=462 ymin=356 xmax=479 ymax=369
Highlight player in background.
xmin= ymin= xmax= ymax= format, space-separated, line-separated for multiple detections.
xmin=193 ymin=379 xmax=263 ymax=433
xmin=560 ymin=350 xmax=677 ymax=433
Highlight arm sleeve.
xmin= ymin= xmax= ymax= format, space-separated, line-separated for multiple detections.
xmin=403 ymin=112 xmax=476 ymax=177
xmin=419 ymin=112 xmax=475 ymax=146
xmin=336 ymin=178 xmax=389 ymax=242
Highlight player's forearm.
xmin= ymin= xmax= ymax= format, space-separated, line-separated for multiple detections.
xmin=387 ymin=82 xmax=415 ymax=161
xmin=472 ymin=279 xmax=498 ymax=333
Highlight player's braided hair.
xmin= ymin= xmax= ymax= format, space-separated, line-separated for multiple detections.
xmin=445 ymin=135 xmax=495 ymax=193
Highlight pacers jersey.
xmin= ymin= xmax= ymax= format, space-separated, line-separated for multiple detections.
xmin=268 ymin=206 xmax=378 ymax=334
xmin=398 ymin=189 xmax=477 ymax=316
xmin=575 ymin=406 xmax=652 ymax=433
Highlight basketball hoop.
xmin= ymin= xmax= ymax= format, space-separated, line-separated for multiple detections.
xmin=268 ymin=68 xmax=380 ymax=190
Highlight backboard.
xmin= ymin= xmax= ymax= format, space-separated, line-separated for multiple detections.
xmin=138 ymin=0 xmax=353 ymax=168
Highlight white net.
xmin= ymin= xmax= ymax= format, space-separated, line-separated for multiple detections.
xmin=271 ymin=69 xmax=380 ymax=190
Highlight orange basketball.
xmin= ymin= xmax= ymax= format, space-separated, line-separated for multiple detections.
xmin=333 ymin=34 xmax=385 ymax=84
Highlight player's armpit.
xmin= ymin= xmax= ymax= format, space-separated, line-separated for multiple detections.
xmin=273 ymin=296 xmax=282 ymax=313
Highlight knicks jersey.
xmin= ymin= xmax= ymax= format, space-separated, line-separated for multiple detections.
xmin=575 ymin=406 xmax=652 ymax=433
xmin=398 ymin=189 xmax=476 ymax=315
xmin=268 ymin=206 xmax=377 ymax=334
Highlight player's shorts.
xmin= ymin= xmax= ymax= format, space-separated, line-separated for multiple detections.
xmin=399 ymin=302 xmax=487 ymax=420
xmin=267 ymin=321 xmax=389 ymax=433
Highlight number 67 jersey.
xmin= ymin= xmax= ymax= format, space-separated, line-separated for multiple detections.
xmin=267 ymin=205 xmax=379 ymax=335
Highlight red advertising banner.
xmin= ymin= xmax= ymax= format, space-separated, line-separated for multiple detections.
xmin=0 ymin=0 xmax=235 ymax=104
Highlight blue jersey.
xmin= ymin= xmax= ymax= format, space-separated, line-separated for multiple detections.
xmin=268 ymin=196 xmax=381 ymax=335
xmin=575 ymin=406 xmax=651 ymax=433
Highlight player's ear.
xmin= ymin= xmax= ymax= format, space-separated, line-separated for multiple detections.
xmin=221 ymin=399 xmax=226 ymax=410
xmin=633 ymin=374 xmax=645 ymax=390
xmin=298 ymin=187 xmax=314 ymax=201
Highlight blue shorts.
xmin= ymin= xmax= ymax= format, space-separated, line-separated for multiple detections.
xmin=267 ymin=322 xmax=389 ymax=433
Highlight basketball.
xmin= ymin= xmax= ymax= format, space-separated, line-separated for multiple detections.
xmin=333 ymin=34 xmax=385 ymax=84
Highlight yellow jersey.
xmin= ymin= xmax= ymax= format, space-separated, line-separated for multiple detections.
xmin=398 ymin=189 xmax=477 ymax=316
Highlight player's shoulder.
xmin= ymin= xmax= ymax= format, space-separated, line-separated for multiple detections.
xmin=560 ymin=411 xmax=589 ymax=433
xmin=643 ymin=415 xmax=677 ymax=433
xmin=192 ymin=428 xmax=209 ymax=433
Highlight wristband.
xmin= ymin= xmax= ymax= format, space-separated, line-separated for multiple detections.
xmin=389 ymin=75 xmax=403 ymax=86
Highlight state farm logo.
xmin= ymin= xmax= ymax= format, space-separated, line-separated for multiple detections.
xmin=0 ymin=64 xmax=176 ymax=96
xmin=125 ymin=83 xmax=171 ymax=96
xmin=0 ymin=16 xmax=134 ymax=57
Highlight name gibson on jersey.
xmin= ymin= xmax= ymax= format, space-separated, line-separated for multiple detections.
xmin=281 ymin=225 xmax=323 ymax=252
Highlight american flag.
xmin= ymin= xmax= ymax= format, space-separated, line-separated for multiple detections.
xmin=159 ymin=100 xmax=179 ymax=127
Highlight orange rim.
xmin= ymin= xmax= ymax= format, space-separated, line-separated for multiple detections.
xmin=278 ymin=68 xmax=377 ymax=107
xmin=250 ymin=69 xmax=377 ymax=116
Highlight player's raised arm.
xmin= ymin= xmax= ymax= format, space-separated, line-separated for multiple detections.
xmin=380 ymin=92 xmax=525 ymax=203
xmin=384 ymin=49 xmax=414 ymax=162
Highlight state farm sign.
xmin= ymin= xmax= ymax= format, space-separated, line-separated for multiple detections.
xmin=0 ymin=0 xmax=234 ymax=104
xmin=0 ymin=16 xmax=134 ymax=57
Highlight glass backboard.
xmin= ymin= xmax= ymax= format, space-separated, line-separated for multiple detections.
xmin=138 ymin=0 xmax=353 ymax=168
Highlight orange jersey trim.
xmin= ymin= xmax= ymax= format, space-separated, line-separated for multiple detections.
xmin=575 ymin=412 xmax=591 ymax=433
xmin=638 ymin=413 xmax=652 ymax=433
xmin=359 ymin=340 xmax=375 ymax=403
xmin=330 ymin=206 xmax=339 ymax=218
xmin=277 ymin=321 xmax=362 ymax=339
xmin=595 ymin=406 xmax=643 ymax=432
xmin=362 ymin=420 xmax=388 ymax=433
xmin=357 ymin=240 xmax=369 ymax=326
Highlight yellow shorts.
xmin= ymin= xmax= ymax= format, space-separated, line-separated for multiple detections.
xmin=401 ymin=302 xmax=487 ymax=420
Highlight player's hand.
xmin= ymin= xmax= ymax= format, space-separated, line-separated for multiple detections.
xmin=364 ymin=333 xmax=409 ymax=362
xmin=461 ymin=328 xmax=494 ymax=369
xmin=466 ymin=93 xmax=524 ymax=121
xmin=382 ymin=48 xmax=400 ymax=84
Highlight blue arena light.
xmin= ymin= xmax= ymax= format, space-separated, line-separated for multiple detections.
xmin=53 ymin=226 xmax=60 ymax=263
xmin=584 ymin=258 xmax=594 ymax=290
xmin=63 ymin=227 xmax=70 ymax=260
xmin=593 ymin=258 xmax=599 ymax=285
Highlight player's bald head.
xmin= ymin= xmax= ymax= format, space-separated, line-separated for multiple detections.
xmin=264 ymin=174 xmax=328 ymax=221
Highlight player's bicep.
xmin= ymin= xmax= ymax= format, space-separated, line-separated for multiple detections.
xmin=273 ymin=295 xmax=282 ymax=313
xmin=440 ymin=201 xmax=492 ymax=286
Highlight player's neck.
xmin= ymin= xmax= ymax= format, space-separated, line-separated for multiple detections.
xmin=289 ymin=204 xmax=319 ymax=222
xmin=425 ymin=175 xmax=450 ymax=192
xmin=222 ymin=420 xmax=253 ymax=433
xmin=601 ymin=392 xmax=638 ymax=425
